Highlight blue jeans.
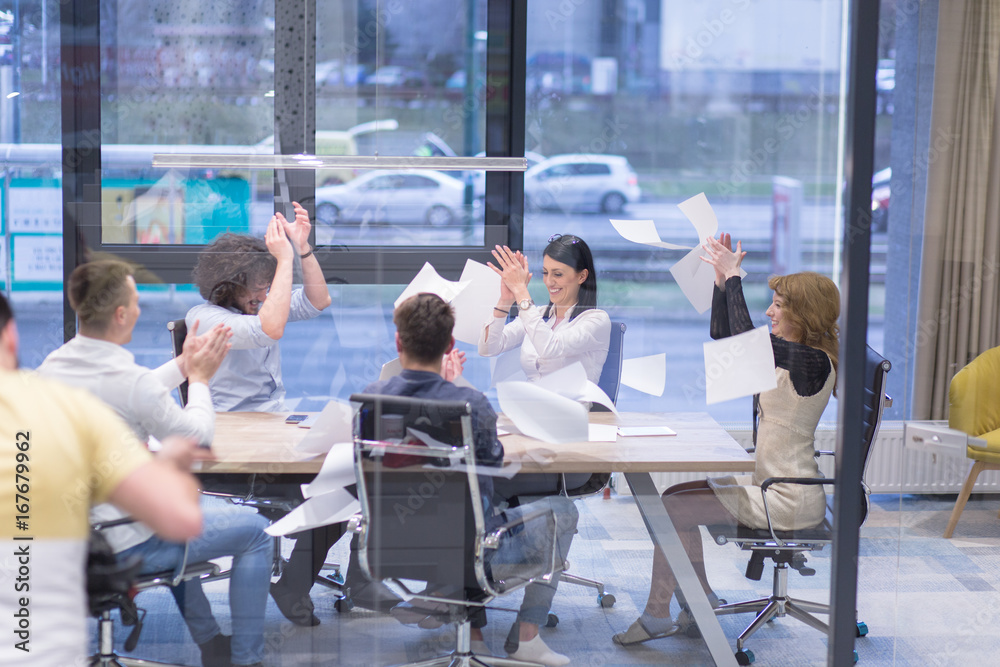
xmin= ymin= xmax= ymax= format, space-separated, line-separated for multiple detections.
xmin=482 ymin=495 xmax=579 ymax=627
xmin=118 ymin=508 xmax=273 ymax=666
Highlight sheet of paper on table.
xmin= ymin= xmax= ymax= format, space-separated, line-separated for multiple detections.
xmin=703 ymin=325 xmax=777 ymax=404
xmin=265 ymin=487 xmax=360 ymax=536
xmin=588 ymin=423 xmax=619 ymax=442
xmin=295 ymin=400 xmax=354 ymax=454
xmin=617 ymin=425 xmax=676 ymax=437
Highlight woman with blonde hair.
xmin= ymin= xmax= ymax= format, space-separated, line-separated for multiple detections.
xmin=614 ymin=233 xmax=840 ymax=645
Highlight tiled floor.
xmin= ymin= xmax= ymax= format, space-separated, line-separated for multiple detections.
xmin=93 ymin=491 xmax=1000 ymax=666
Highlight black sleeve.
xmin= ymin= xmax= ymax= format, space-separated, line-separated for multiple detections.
xmin=715 ymin=277 xmax=832 ymax=397
xmin=710 ymin=276 xmax=756 ymax=339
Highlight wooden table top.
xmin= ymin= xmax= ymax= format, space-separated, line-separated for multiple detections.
xmin=198 ymin=410 xmax=754 ymax=476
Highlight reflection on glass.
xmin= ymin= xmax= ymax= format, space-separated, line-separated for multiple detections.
xmin=315 ymin=1 xmax=485 ymax=247
xmin=524 ymin=0 xmax=853 ymax=427
xmin=98 ymin=0 xmax=276 ymax=244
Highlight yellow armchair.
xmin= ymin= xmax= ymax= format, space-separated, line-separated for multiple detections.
xmin=943 ymin=346 xmax=1000 ymax=538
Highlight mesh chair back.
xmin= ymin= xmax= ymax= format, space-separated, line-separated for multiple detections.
xmin=167 ymin=319 xmax=189 ymax=407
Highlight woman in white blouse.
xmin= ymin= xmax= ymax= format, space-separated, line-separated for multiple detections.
xmin=480 ymin=234 xmax=611 ymax=384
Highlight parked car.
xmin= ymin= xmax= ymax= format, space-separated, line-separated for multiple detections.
xmin=315 ymin=170 xmax=465 ymax=226
xmin=470 ymin=150 xmax=546 ymax=200
xmin=524 ymin=154 xmax=640 ymax=213
xmin=871 ymin=167 xmax=890 ymax=233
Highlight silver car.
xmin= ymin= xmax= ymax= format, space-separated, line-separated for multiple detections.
xmin=524 ymin=154 xmax=641 ymax=214
xmin=315 ymin=170 xmax=465 ymax=226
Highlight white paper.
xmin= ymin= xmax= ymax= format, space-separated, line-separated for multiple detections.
xmin=588 ymin=423 xmax=620 ymax=442
xmin=295 ymin=400 xmax=355 ymax=455
xmin=451 ymin=259 xmax=502 ymax=345
xmin=535 ymin=362 xmax=619 ymax=414
xmin=609 ymin=219 xmax=693 ymax=250
xmin=300 ymin=442 xmax=355 ymax=499
xmin=496 ymin=381 xmax=589 ymax=444
xmin=620 ymin=353 xmax=667 ymax=397
xmin=394 ymin=262 xmax=471 ymax=309
xmin=379 ymin=357 xmax=403 ymax=381
xmin=618 ymin=425 xmax=676 ymax=437
xmin=490 ymin=348 xmax=528 ymax=387
xmin=670 ymin=246 xmax=716 ymax=314
xmin=703 ymin=325 xmax=778 ymax=404
xmin=677 ymin=192 xmax=719 ymax=242
xmin=265 ymin=488 xmax=360 ymax=536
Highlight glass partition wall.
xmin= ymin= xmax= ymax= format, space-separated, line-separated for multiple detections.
xmin=6 ymin=0 xmax=977 ymax=664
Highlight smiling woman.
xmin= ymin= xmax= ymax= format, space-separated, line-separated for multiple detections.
xmin=478 ymin=234 xmax=611 ymax=385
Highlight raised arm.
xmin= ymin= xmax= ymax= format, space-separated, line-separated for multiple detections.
xmin=285 ymin=201 xmax=332 ymax=311
xmin=258 ymin=214 xmax=295 ymax=340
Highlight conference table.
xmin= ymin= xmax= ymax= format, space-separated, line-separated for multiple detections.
xmin=204 ymin=410 xmax=755 ymax=666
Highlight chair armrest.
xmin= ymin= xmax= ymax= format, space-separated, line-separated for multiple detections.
xmin=92 ymin=516 xmax=139 ymax=531
xmin=759 ymin=476 xmax=834 ymax=546
xmin=482 ymin=507 xmax=551 ymax=550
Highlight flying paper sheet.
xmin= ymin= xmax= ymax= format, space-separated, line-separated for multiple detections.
xmin=490 ymin=348 xmax=528 ymax=387
xmin=621 ymin=353 xmax=667 ymax=397
xmin=394 ymin=262 xmax=471 ymax=309
xmin=451 ymin=259 xmax=502 ymax=345
xmin=703 ymin=325 xmax=778 ymax=404
xmin=677 ymin=192 xmax=719 ymax=242
xmin=265 ymin=488 xmax=360 ymax=536
xmin=609 ymin=219 xmax=693 ymax=250
xmin=301 ymin=441 xmax=355 ymax=499
xmin=295 ymin=400 xmax=354 ymax=455
xmin=497 ymin=381 xmax=588 ymax=444
xmin=669 ymin=245 xmax=716 ymax=314
xmin=535 ymin=362 xmax=619 ymax=414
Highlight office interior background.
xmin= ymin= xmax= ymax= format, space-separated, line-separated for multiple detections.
xmin=3 ymin=0 xmax=1000 ymax=664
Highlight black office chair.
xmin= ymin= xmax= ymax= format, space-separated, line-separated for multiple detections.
xmin=166 ymin=319 xmax=189 ymax=407
xmin=349 ymin=393 xmax=568 ymax=667
xmin=88 ymin=519 xmax=223 ymax=667
xmin=707 ymin=345 xmax=891 ymax=665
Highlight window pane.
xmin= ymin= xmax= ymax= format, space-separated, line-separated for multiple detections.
xmin=525 ymin=0 xmax=853 ymax=429
xmin=314 ymin=1 xmax=485 ymax=248
xmin=1 ymin=1 xmax=62 ymax=358
xmin=99 ymin=0 xmax=276 ymax=244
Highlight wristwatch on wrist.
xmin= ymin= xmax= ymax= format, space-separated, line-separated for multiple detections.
xmin=518 ymin=298 xmax=534 ymax=311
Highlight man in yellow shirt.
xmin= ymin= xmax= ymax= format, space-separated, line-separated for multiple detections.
xmin=0 ymin=293 xmax=203 ymax=666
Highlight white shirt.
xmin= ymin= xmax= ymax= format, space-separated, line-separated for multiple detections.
xmin=37 ymin=334 xmax=215 ymax=552
xmin=479 ymin=305 xmax=611 ymax=383
xmin=187 ymin=287 xmax=323 ymax=412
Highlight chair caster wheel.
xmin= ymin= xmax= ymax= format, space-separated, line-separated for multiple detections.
xmin=334 ymin=597 xmax=354 ymax=613
xmin=853 ymin=649 xmax=859 ymax=663
xmin=856 ymin=621 xmax=868 ymax=637
xmin=735 ymin=649 xmax=755 ymax=665
xmin=598 ymin=593 xmax=616 ymax=608
xmin=545 ymin=613 xmax=558 ymax=628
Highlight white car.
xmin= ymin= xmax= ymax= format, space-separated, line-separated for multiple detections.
xmin=524 ymin=154 xmax=641 ymax=213
xmin=470 ymin=150 xmax=547 ymax=201
xmin=315 ymin=170 xmax=465 ymax=226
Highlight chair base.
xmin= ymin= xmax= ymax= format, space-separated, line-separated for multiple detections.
xmin=713 ymin=563 xmax=829 ymax=652
xmin=90 ymin=612 xmax=191 ymax=667
xmin=395 ymin=621 xmax=543 ymax=667
xmin=560 ymin=571 xmax=615 ymax=606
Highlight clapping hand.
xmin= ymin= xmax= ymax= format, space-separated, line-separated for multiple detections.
xmin=488 ymin=245 xmax=532 ymax=303
xmin=701 ymin=233 xmax=745 ymax=286
xmin=441 ymin=349 xmax=467 ymax=382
